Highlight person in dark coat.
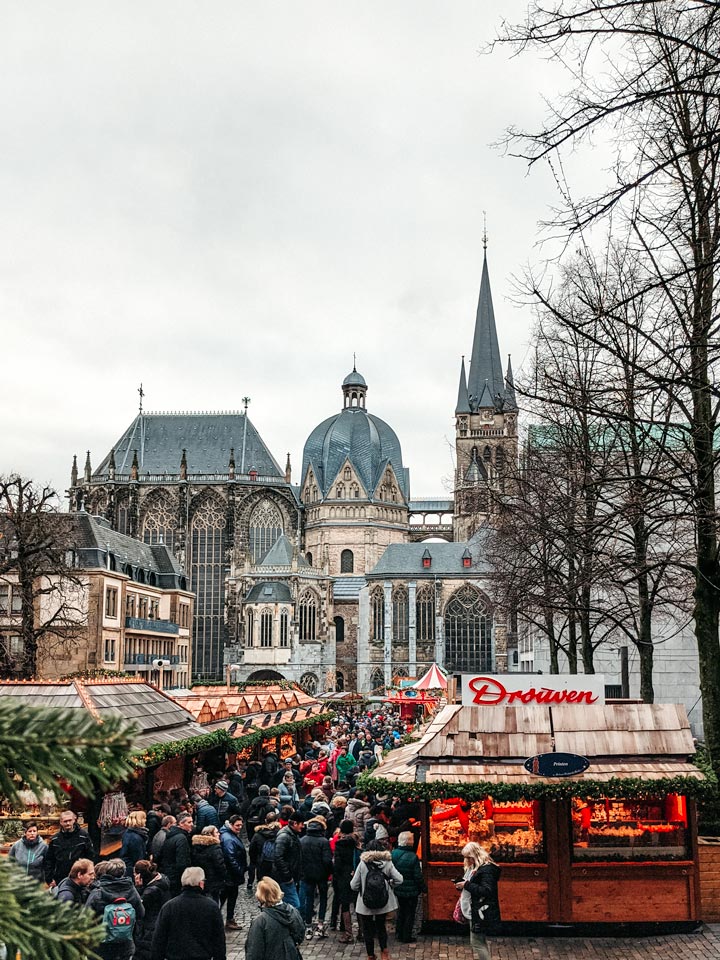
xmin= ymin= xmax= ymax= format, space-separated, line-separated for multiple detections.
xmin=133 ymin=859 xmax=171 ymax=960
xmin=156 ymin=813 xmax=193 ymax=895
xmin=219 ymin=815 xmax=247 ymax=930
xmin=273 ymin=813 xmax=304 ymax=909
xmin=120 ymin=811 xmax=149 ymax=877
xmin=244 ymin=877 xmax=305 ymax=960
xmin=331 ymin=820 xmax=359 ymax=943
xmin=150 ymin=815 xmax=176 ymax=862
xmin=299 ymin=817 xmax=332 ymax=936
xmin=151 ymin=866 xmax=226 ymax=960
xmin=245 ymin=785 xmax=274 ymax=840
xmin=8 ymin=821 xmax=48 ymax=882
xmin=194 ymin=795 xmax=221 ymax=832
xmin=85 ymin=857 xmax=145 ymax=960
xmin=391 ymin=830 xmax=424 ymax=943
xmin=191 ymin=826 xmax=228 ymax=903
xmin=54 ymin=857 xmax=96 ymax=905
xmin=209 ymin=781 xmax=240 ymax=823
xmin=44 ymin=809 xmax=95 ymax=886
xmin=248 ymin=814 xmax=280 ymax=883
xmin=455 ymin=843 xmax=501 ymax=960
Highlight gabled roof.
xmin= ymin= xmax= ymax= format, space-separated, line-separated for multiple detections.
xmin=245 ymin=581 xmax=293 ymax=603
xmin=367 ymin=532 xmax=493 ymax=579
xmin=94 ymin=412 xmax=284 ymax=480
xmin=258 ymin=534 xmax=307 ymax=568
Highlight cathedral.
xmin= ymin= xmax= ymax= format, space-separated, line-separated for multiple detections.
xmin=69 ymin=252 xmax=517 ymax=692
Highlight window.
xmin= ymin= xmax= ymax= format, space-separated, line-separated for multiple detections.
xmin=245 ymin=609 xmax=254 ymax=647
xmin=138 ymin=596 xmax=149 ymax=619
xmin=340 ymin=549 xmax=354 ymax=573
xmin=392 ymin=586 xmax=409 ymax=642
xmin=371 ymin=587 xmax=385 ymax=642
xmin=334 ymin=615 xmax=345 ymax=644
xmin=370 ymin=668 xmax=385 ymax=692
xmin=429 ymin=797 xmax=544 ymax=863
xmin=190 ymin=495 xmax=227 ymax=680
xmin=141 ymin=494 xmax=177 ymax=554
xmin=416 ymin=584 xmax=435 ymax=642
xmin=0 ymin=584 xmax=9 ymax=614
xmin=444 ymin=585 xmax=492 ymax=673
xmin=126 ymin=595 xmax=136 ymax=618
xmin=179 ymin=604 xmax=189 ymax=628
xmin=300 ymin=672 xmax=318 ymax=696
xmin=306 ymin=552 xmax=313 ymax=566
xmin=11 ymin=587 xmax=22 ymax=613
xmin=483 ymin=446 xmax=492 ymax=462
xmin=344 ymin=467 xmax=351 ymax=481
xmin=149 ymin=599 xmax=159 ymax=620
xmin=280 ymin=610 xmax=289 ymax=648
xmin=299 ymin=591 xmax=318 ymax=641
xmin=104 ymin=636 xmax=116 ymax=662
xmin=572 ymin=796 xmax=688 ymax=862
xmin=105 ymin=586 xmax=118 ymax=618
xmin=248 ymin=499 xmax=284 ymax=564
xmin=261 ymin=610 xmax=273 ymax=648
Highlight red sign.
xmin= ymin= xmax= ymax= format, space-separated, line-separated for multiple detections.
xmin=462 ymin=674 xmax=604 ymax=707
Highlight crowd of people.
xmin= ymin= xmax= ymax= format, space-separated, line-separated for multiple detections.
xmin=6 ymin=704 xmax=500 ymax=960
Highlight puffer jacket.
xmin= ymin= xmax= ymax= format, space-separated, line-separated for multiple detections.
xmin=273 ymin=824 xmax=302 ymax=884
xmin=465 ymin=862 xmax=502 ymax=934
xmin=346 ymin=798 xmax=372 ymax=836
xmin=248 ymin=822 xmax=279 ymax=871
xmin=350 ymin=849 xmax=403 ymax=916
xmin=8 ymin=835 xmax=48 ymax=882
xmin=156 ymin=825 xmax=192 ymax=893
xmin=220 ymin=825 xmax=248 ymax=884
xmin=120 ymin=825 xmax=149 ymax=876
xmin=191 ymin=833 xmax=227 ymax=897
xmin=299 ymin=819 xmax=332 ymax=883
xmin=44 ymin=825 xmax=95 ymax=884
xmin=244 ymin=901 xmax=305 ymax=960
xmin=332 ymin=833 xmax=359 ymax=900
xmin=85 ymin=874 xmax=145 ymax=960
xmin=194 ymin=799 xmax=220 ymax=832
xmin=391 ymin=844 xmax=424 ymax=897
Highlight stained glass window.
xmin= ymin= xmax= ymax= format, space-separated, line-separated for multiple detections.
xmin=141 ymin=494 xmax=177 ymax=554
xmin=392 ymin=586 xmax=409 ymax=642
xmin=444 ymin=585 xmax=492 ymax=673
xmin=280 ymin=610 xmax=289 ymax=647
xmin=300 ymin=672 xmax=318 ymax=695
xmin=190 ymin=495 xmax=226 ymax=679
xmin=371 ymin=587 xmax=385 ymax=641
xmin=248 ymin=500 xmax=284 ymax=564
xmin=261 ymin=610 xmax=273 ymax=647
xmin=299 ymin=590 xmax=318 ymax=640
xmin=340 ymin=549 xmax=354 ymax=573
xmin=416 ymin=584 xmax=435 ymax=642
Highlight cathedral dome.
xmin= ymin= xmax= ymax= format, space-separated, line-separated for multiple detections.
xmin=302 ymin=370 xmax=410 ymax=501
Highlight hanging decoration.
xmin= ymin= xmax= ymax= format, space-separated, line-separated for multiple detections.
xmin=98 ymin=791 xmax=129 ymax=828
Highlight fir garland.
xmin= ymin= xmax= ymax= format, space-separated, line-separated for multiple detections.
xmin=189 ymin=679 xmax=299 ymax=691
xmin=131 ymin=711 xmax=335 ymax=767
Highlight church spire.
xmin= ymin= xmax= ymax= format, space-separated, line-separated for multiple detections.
xmin=467 ymin=253 xmax=505 ymax=412
xmin=455 ymin=356 xmax=470 ymax=414
xmin=505 ymin=355 xmax=518 ymax=411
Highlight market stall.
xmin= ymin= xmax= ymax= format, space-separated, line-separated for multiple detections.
xmin=362 ymin=702 xmax=709 ymax=927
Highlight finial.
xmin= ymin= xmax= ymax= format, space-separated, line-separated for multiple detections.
xmin=180 ymin=448 xmax=188 ymax=481
xmin=84 ymin=451 xmax=92 ymax=484
xmin=353 ymin=352 xmax=357 ymax=372
xmin=130 ymin=450 xmax=139 ymax=481
xmin=285 ymin=452 xmax=292 ymax=484
xmin=482 ymin=211 xmax=488 ymax=253
xmin=71 ymin=454 xmax=78 ymax=487
xmin=228 ymin=447 xmax=236 ymax=480
xmin=108 ymin=448 xmax=116 ymax=481
xmin=242 ymin=396 xmax=251 ymax=415
xmin=138 ymin=383 xmax=145 ymax=414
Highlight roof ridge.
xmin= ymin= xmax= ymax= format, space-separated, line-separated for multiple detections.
xmin=73 ymin=679 xmax=102 ymax=722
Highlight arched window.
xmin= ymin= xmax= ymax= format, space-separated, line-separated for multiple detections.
xmin=371 ymin=587 xmax=385 ymax=642
xmin=344 ymin=467 xmax=351 ymax=481
xmin=444 ymin=585 xmax=493 ymax=673
xmin=248 ymin=499 xmax=284 ymax=564
xmin=280 ymin=610 xmax=289 ymax=647
xmin=483 ymin=446 xmax=492 ymax=462
xmin=116 ymin=495 xmax=130 ymax=536
xmin=260 ymin=609 xmax=273 ymax=647
xmin=190 ymin=495 xmax=226 ymax=679
xmin=416 ymin=584 xmax=435 ymax=642
xmin=340 ymin=549 xmax=354 ymax=573
xmin=305 ymin=552 xmax=313 ymax=566
xmin=370 ymin=668 xmax=385 ymax=692
xmin=299 ymin=590 xmax=318 ymax=641
xmin=141 ymin=494 xmax=177 ymax=554
xmin=334 ymin=615 xmax=345 ymax=644
xmin=392 ymin=586 xmax=409 ymax=642
xmin=336 ymin=670 xmax=345 ymax=692
xmin=336 ymin=485 xmax=345 ymax=499
xmin=245 ymin=609 xmax=254 ymax=647
xmin=300 ymin=672 xmax=318 ymax=695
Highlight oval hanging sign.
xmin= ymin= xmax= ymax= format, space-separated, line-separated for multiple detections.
xmin=524 ymin=752 xmax=590 ymax=778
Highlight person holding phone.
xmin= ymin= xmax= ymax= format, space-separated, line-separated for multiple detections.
xmin=453 ymin=843 xmax=501 ymax=960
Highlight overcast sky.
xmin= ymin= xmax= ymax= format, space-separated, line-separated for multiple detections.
xmin=2 ymin=2 xmax=576 ymax=501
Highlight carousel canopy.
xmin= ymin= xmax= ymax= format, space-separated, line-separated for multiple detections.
xmin=413 ymin=663 xmax=448 ymax=690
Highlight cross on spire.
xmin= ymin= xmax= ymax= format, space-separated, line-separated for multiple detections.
xmin=138 ymin=383 xmax=145 ymax=414
xmin=482 ymin=211 xmax=488 ymax=253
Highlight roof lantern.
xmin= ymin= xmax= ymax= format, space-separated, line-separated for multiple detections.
xmin=422 ymin=548 xmax=432 ymax=569
xmin=462 ymin=548 xmax=472 ymax=569
xmin=342 ymin=363 xmax=368 ymax=410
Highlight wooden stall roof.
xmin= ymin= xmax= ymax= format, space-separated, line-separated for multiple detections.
xmin=0 ymin=678 xmax=206 ymax=752
xmin=372 ymin=703 xmax=702 ymax=787
xmin=174 ymin=684 xmax=319 ymax=725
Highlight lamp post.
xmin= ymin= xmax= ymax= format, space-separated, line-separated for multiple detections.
xmin=226 ymin=662 xmax=241 ymax=694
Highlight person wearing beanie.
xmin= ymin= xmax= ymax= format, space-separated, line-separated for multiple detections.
xmin=246 ymin=785 xmax=274 ymax=844
xmin=273 ymin=812 xmax=304 ymax=909
xmin=299 ymin=817 xmax=332 ymax=939
xmin=210 ymin=779 xmax=239 ymax=823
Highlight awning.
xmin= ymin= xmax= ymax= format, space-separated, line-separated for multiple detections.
xmin=413 ymin=663 xmax=448 ymax=690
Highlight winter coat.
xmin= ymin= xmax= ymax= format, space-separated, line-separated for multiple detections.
xmin=150 ymin=828 xmax=170 ymax=862
xmin=345 ymin=798 xmax=372 ymax=837
xmin=391 ymin=844 xmax=424 ymax=898
xmin=54 ymin=875 xmax=87 ymax=905
xmin=247 ymin=795 xmax=274 ymax=828
xmin=248 ymin=823 xmax=280 ymax=872
xmin=335 ymin=753 xmax=357 ymax=783
xmin=220 ymin=825 xmax=248 ymax=884
xmin=195 ymin=800 xmax=220 ymax=832
xmin=363 ymin=817 xmax=389 ymax=847
xmin=156 ymin=825 xmax=192 ymax=893
xmin=350 ymin=849 xmax=403 ymax=916
xmin=134 ymin=874 xmax=171 ymax=960
xmin=44 ymin=824 xmax=95 ymax=884
xmin=273 ymin=824 xmax=303 ymax=885
xmin=465 ymin=862 xmax=502 ymax=934
xmin=146 ymin=810 xmax=163 ymax=845
xmin=332 ymin=833 xmax=359 ymax=901
xmin=209 ymin=790 xmax=239 ymax=824
xmin=8 ymin=835 xmax=48 ymax=882
xmin=191 ymin=834 xmax=227 ymax=896
xmin=244 ymin=901 xmax=305 ymax=960
xmin=278 ymin=781 xmax=299 ymax=806
xmin=151 ymin=887 xmax=226 ymax=960
xmin=260 ymin=752 xmax=280 ymax=786
xmin=299 ymin=820 xmax=332 ymax=883
xmin=121 ymin=826 xmax=149 ymax=876
xmin=85 ymin=873 xmax=146 ymax=960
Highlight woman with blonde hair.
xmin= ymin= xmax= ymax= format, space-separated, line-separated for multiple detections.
xmin=120 ymin=809 xmax=148 ymax=876
xmin=244 ymin=877 xmax=305 ymax=960
xmin=454 ymin=843 xmax=501 ymax=960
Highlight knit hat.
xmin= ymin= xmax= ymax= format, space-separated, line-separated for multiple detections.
xmin=289 ymin=811 xmax=305 ymax=824
xmin=311 ymin=801 xmax=331 ymax=818
xmin=215 ymin=780 xmax=229 ymax=791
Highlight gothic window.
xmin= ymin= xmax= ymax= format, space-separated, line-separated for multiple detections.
xmin=116 ymin=495 xmax=130 ymax=536
xmin=371 ymin=587 xmax=385 ymax=641
xmin=90 ymin=492 xmax=108 ymax=518
xmin=416 ymin=584 xmax=435 ymax=642
xmin=370 ymin=668 xmax=385 ymax=692
xmin=444 ymin=585 xmax=493 ymax=673
xmin=190 ymin=495 xmax=226 ymax=679
xmin=351 ymin=483 xmax=360 ymax=499
xmin=391 ymin=486 xmax=398 ymax=503
xmin=245 ymin=609 xmax=254 ymax=647
xmin=392 ymin=586 xmax=409 ymax=642
xmin=260 ymin=609 xmax=273 ymax=648
xmin=336 ymin=485 xmax=345 ymax=499
xmin=336 ymin=670 xmax=345 ymax=692
xmin=496 ymin=447 xmax=505 ymax=468
xmin=300 ymin=672 xmax=318 ymax=695
xmin=299 ymin=590 xmax=318 ymax=641
xmin=280 ymin=610 xmax=289 ymax=647
xmin=344 ymin=467 xmax=351 ymax=481
xmin=306 ymin=552 xmax=313 ymax=566
xmin=334 ymin=615 xmax=345 ymax=644
xmin=248 ymin=499 xmax=284 ymax=564
xmin=141 ymin=495 xmax=177 ymax=554
xmin=340 ymin=549 xmax=354 ymax=573
xmin=483 ymin=446 xmax=492 ymax=462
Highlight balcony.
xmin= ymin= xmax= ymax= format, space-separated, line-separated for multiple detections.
xmin=125 ymin=616 xmax=179 ymax=635
xmin=124 ymin=653 xmax=186 ymax=670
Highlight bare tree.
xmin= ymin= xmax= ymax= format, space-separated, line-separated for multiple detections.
xmin=0 ymin=475 xmax=84 ymax=679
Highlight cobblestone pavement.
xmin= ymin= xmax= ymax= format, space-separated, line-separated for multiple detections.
xmin=223 ymin=888 xmax=720 ymax=960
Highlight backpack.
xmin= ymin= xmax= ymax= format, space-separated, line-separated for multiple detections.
xmin=261 ymin=836 xmax=277 ymax=863
xmin=102 ymin=897 xmax=136 ymax=943
xmin=362 ymin=861 xmax=389 ymax=910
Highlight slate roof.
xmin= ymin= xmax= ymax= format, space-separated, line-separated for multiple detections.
xmin=258 ymin=534 xmax=308 ymax=568
xmin=343 ymin=369 xmax=367 ymax=387
xmin=408 ymin=499 xmax=454 ymax=513
xmin=332 ymin=576 xmax=367 ymax=600
xmin=302 ymin=383 xmax=410 ymax=499
xmin=0 ymin=679 xmax=205 ymax=752
xmin=367 ymin=534 xmax=493 ymax=579
xmin=245 ymin=581 xmax=293 ymax=603
xmin=69 ymin=513 xmax=187 ymax=589
xmin=94 ymin=412 xmax=284 ymax=479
